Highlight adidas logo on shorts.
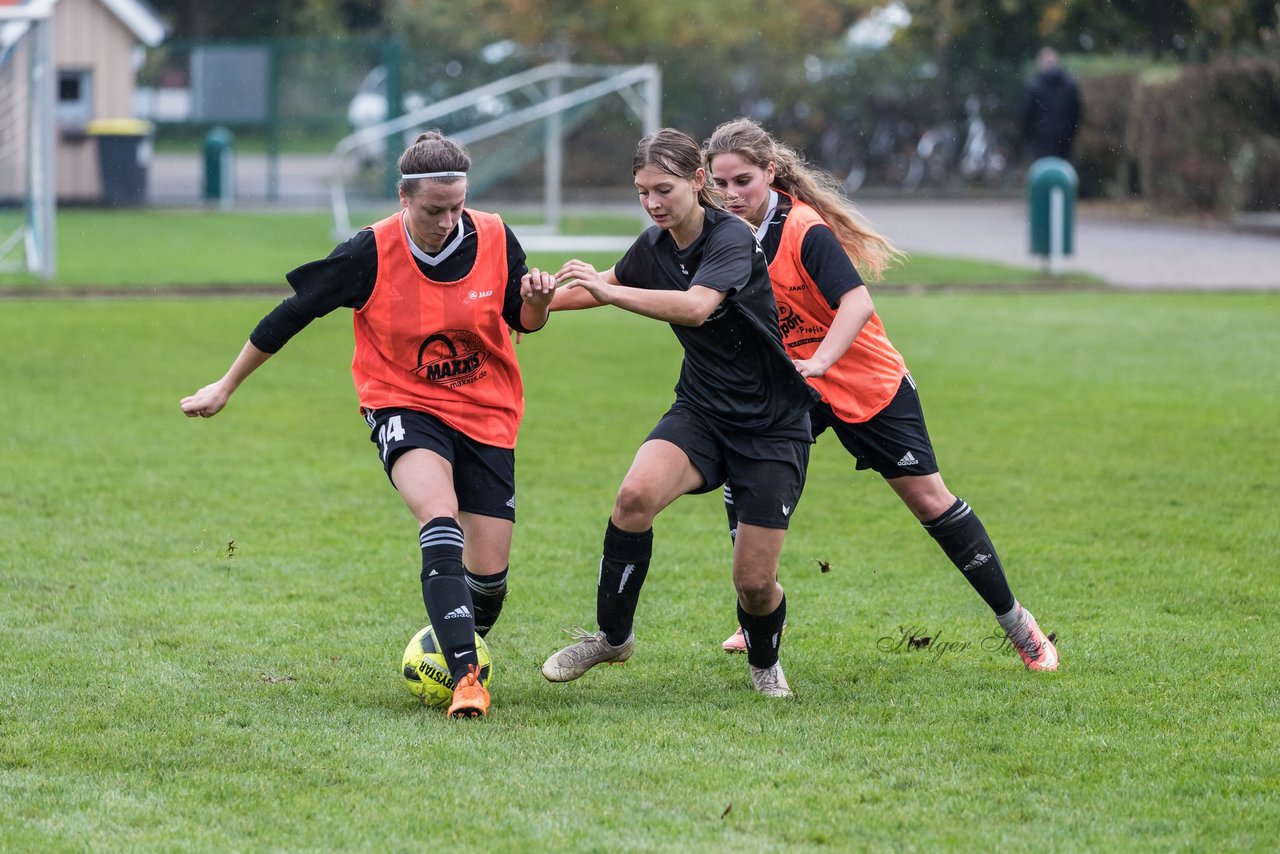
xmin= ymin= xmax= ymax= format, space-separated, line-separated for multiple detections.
xmin=897 ymin=451 xmax=919 ymax=467
xmin=443 ymin=605 xmax=472 ymax=620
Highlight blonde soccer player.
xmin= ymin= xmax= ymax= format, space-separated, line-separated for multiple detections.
xmin=704 ymin=118 xmax=1057 ymax=671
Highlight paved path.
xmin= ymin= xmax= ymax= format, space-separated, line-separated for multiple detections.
xmin=857 ymin=199 xmax=1280 ymax=291
xmin=149 ymin=153 xmax=1279 ymax=291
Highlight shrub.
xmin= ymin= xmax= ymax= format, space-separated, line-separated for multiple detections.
xmin=1128 ymin=57 xmax=1280 ymax=212
xmin=1073 ymin=56 xmax=1280 ymax=213
xmin=1076 ymin=71 xmax=1140 ymax=198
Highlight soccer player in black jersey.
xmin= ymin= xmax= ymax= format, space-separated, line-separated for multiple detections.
xmin=539 ymin=128 xmax=819 ymax=697
xmin=181 ymin=131 xmax=557 ymax=717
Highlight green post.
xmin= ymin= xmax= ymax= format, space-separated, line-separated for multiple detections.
xmin=382 ymin=39 xmax=403 ymax=198
xmin=202 ymin=127 xmax=235 ymax=208
xmin=266 ymin=40 xmax=280 ymax=202
xmin=1027 ymin=157 xmax=1078 ymax=275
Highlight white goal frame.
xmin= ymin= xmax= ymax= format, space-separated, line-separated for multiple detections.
xmin=329 ymin=62 xmax=661 ymax=241
xmin=0 ymin=0 xmax=56 ymax=278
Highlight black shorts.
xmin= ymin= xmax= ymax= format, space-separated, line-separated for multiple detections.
xmin=363 ymin=408 xmax=516 ymax=521
xmin=811 ymin=374 xmax=940 ymax=479
xmin=646 ymin=404 xmax=811 ymax=530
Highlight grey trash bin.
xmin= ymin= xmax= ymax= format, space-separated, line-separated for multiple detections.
xmin=88 ymin=119 xmax=153 ymax=207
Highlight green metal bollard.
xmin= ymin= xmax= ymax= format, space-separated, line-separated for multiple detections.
xmin=1027 ymin=157 xmax=1077 ymax=275
xmin=203 ymin=127 xmax=236 ymax=209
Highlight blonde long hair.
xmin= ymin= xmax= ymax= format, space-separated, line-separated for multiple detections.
xmin=704 ymin=118 xmax=902 ymax=281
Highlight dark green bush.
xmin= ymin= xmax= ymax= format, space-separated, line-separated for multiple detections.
xmin=1128 ymin=57 xmax=1280 ymax=212
xmin=1074 ymin=56 xmax=1280 ymax=212
xmin=1076 ymin=71 xmax=1140 ymax=198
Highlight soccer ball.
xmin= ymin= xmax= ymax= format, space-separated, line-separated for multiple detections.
xmin=401 ymin=624 xmax=492 ymax=707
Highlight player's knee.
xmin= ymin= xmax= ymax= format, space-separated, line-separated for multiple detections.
xmin=612 ymin=481 xmax=660 ymax=529
xmin=733 ymin=571 xmax=778 ymax=607
xmin=899 ymin=479 xmax=954 ymax=522
xmin=910 ymin=497 xmax=952 ymax=522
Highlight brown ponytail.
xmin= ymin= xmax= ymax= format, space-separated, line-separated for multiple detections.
xmin=634 ymin=128 xmax=723 ymax=210
xmin=397 ymin=130 xmax=471 ymax=195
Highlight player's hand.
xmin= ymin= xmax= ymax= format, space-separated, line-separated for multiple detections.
xmin=792 ymin=357 xmax=829 ymax=379
xmin=556 ymin=259 xmax=614 ymax=304
xmin=520 ymin=267 xmax=556 ymax=307
xmin=180 ymin=382 xmax=231 ymax=418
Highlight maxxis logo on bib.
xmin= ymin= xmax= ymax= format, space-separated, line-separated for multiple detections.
xmin=415 ymin=330 xmax=490 ymax=388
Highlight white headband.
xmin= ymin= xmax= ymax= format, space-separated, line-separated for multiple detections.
xmin=400 ymin=171 xmax=467 ymax=180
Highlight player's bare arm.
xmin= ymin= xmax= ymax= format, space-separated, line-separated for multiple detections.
xmin=179 ymin=340 xmax=272 ymax=418
xmin=792 ymin=286 xmax=875 ymax=378
xmin=518 ymin=266 xmax=556 ymax=331
xmin=556 ymin=259 xmax=726 ymax=327
xmin=547 ymin=259 xmax=611 ymax=311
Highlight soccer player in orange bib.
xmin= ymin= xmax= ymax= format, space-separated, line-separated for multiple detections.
xmin=704 ymin=118 xmax=1057 ymax=671
xmin=180 ymin=131 xmax=557 ymax=716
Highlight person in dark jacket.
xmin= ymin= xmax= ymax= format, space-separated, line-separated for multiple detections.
xmin=1020 ymin=48 xmax=1082 ymax=162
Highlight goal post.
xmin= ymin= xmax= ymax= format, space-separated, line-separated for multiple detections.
xmin=0 ymin=0 xmax=57 ymax=279
xmin=328 ymin=62 xmax=662 ymax=241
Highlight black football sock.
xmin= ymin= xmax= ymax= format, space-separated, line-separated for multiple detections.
xmin=723 ymin=484 xmax=739 ymax=543
xmin=738 ymin=596 xmax=787 ymax=669
xmin=419 ymin=517 xmax=477 ymax=682
xmin=465 ymin=566 xmax=508 ymax=638
xmin=596 ymin=519 xmax=653 ymax=646
xmin=922 ymin=498 xmax=1016 ymax=616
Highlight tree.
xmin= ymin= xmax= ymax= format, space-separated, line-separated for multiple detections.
xmin=386 ymin=0 xmax=881 ymax=133
xmin=889 ymin=0 xmax=1278 ymax=137
xmin=1184 ymin=0 xmax=1280 ymax=50
xmin=148 ymin=0 xmax=386 ymax=40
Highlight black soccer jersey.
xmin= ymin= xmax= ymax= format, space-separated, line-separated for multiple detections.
xmin=613 ymin=206 xmax=819 ymax=432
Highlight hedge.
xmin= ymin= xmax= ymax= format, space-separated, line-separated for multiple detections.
xmin=1077 ymin=56 xmax=1280 ymax=213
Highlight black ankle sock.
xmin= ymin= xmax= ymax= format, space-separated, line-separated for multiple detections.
xmin=738 ymin=596 xmax=787 ymax=669
xmin=465 ymin=566 xmax=508 ymax=638
xmin=922 ymin=498 xmax=1016 ymax=616
xmin=419 ymin=517 xmax=477 ymax=681
xmin=596 ymin=519 xmax=653 ymax=646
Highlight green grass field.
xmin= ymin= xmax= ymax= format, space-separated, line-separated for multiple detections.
xmin=2 ymin=289 xmax=1277 ymax=850
xmin=0 ymin=209 xmax=1082 ymax=290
